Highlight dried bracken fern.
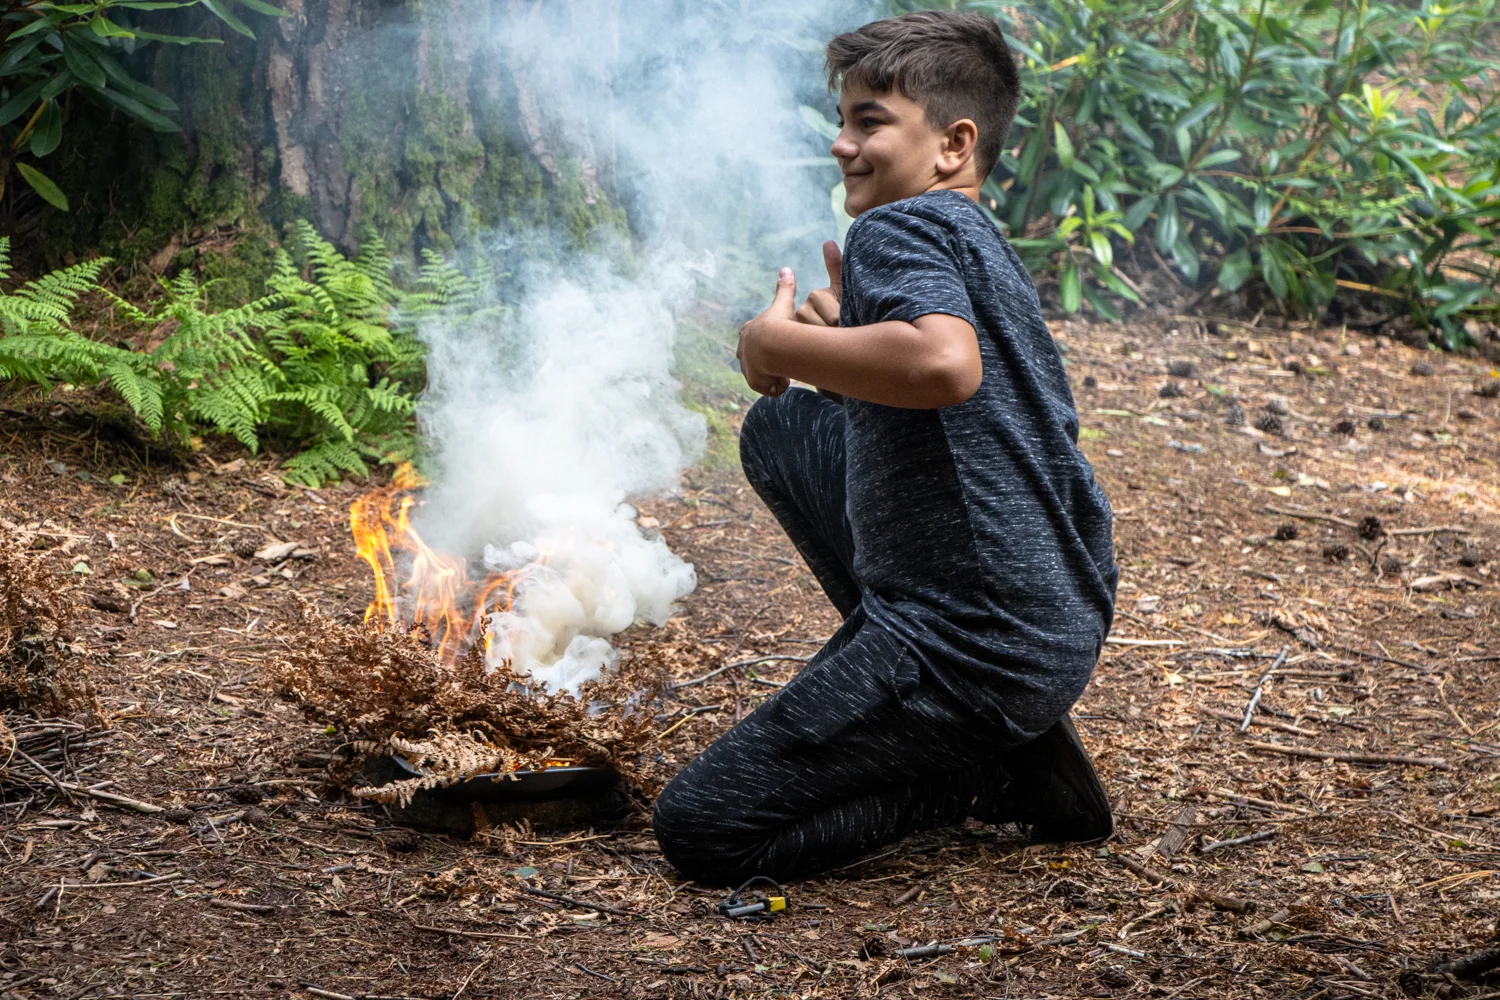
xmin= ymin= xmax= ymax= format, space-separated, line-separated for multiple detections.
xmin=0 ymin=524 xmax=98 ymax=717
xmin=273 ymin=597 xmax=670 ymax=801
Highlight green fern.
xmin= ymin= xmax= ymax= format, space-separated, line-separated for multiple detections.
xmin=2 ymin=226 xmax=429 ymax=487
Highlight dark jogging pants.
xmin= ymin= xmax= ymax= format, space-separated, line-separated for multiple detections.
xmin=653 ymin=389 xmax=1034 ymax=885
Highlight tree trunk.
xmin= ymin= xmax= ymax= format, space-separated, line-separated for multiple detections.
xmin=39 ymin=0 xmax=622 ymax=276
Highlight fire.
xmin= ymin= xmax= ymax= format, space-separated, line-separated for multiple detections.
xmin=350 ymin=463 xmax=528 ymax=665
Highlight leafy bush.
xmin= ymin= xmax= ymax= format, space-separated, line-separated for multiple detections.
xmin=0 ymin=223 xmax=423 ymax=486
xmin=901 ymin=0 xmax=1500 ymax=344
xmin=0 ymin=0 xmax=285 ymax=211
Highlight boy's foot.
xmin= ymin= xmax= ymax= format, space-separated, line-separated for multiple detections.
xmin=1009 ymin=715 xmax=1113 ymax=842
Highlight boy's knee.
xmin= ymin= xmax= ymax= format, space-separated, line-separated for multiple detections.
xmin=737 ymin=394 xmax=782 ymax=486
xmin=652 ymin=773 xmax=761 ymax=886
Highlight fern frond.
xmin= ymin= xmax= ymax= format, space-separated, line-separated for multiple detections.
xmin=100 ymin=357 xmax=165 ymax=431
xmin=281 ymin=439 xmax=369 ymax=487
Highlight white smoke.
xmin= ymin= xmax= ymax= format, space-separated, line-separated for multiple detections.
xmin=410 ymin=2 xmax=857 ymax=693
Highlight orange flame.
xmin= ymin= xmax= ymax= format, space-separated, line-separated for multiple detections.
xmin=350 ymin=463 xmax=527 ymax=665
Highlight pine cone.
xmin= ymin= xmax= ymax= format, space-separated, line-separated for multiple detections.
xmin=1366 ymin=416 xmax=1386 ymax=431
xmin=1254 ymin=412 xmax=1284 ymax=436
xmin=383 ymin=828 xmax=421 ymax=853
xmin=1265 ymin=396 xmax=1291 ymax=415
xmin=242 ymin=806 xmax=272 ymax=828
xmin=1273 ymin=524 xmax=1299 ymax=541
xmin=1159 ymin=382 xmax=1184 ymax=399
xmin=859 ymin=937 xmax=889 ymax=960
xmin=1226 ymin=404 xmax=1247 ymax=427
xmin=1410 ymin=359 xmax=1435 ymax=377
xmin=163 ymin=806 xmax=194 ymax=825
xmin=1167 ymin=360 xmax=1196 ymax=378
xmin=1283 ymin=357 xmax=1304 ymax=375
xmin=227 ymin=783 xmax=264 ymax=805
xmin=1357 ymin=515 xmax=1384 ymax=540
xmin=1459 ymin=547 xmax=1481 ymax=567
xmin=229 ymin=533 xmax=261 ymax=559
xmin=1333 ymin=419 xmax=1357 ymax=437
xmin=1323 ymin=542 xmax=1350 ymax=562
xmin=1082 ymin=375 xmax=1098 ymax=388
xmin=1476 ymin=379 xmax=1500 ymax=398
xmin=1380 ymin=556 xmax=1405 ymax=576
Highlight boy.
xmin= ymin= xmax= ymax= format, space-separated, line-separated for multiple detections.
xmin=653 ymin=10 xmax=1118 ymax=884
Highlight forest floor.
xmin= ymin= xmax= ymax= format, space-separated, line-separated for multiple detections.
xmin=3 ymin=314 xmax=1500 ymax=1000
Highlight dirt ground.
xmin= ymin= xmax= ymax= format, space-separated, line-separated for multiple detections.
xmin=3 ymin=313 xmax=1499 ymax=1000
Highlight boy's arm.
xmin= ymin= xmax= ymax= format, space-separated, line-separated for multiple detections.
xmin=738 ymin=267 xmax=981 ymax=409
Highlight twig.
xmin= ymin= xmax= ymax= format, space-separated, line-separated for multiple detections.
xmin=129 ymin=571 xmax=194 ymax=622
xmin=1207 ymin=787 xmax=1321 ymax=817
xmin=519 ymin=884 xmax=639 ymax=918
xmin=1244 ymin=740 xmax=1451 ymax=770
xmin=55 ymin=779 xmax=164 ymax=814
xmin=302 ymin=987 xmax=356 ymax=1000
xmin=1434 ymin=941 xmax=1500 ymax=980
xmin=1116 ymin=854 xmax=1171 ymax=885
xmin=410 ymin=922 xmax=534 ymax=941
xmin=1241 ymin=645 xmax=1290 ymax=732
xmin=1201 ymin=830 xmax=1277 ymax=854
xmin=63 ymin=872 xmax=185 ymax=889
xmin=575 ymin=964 xmax=617 ymax=982
xmin=1261 ymin=505 xmax=1357 ymax=529
xmin=1332 ymin=643 xmax=1427 ymax=672
xmin=1105 ymin=637 xmax=1185 ymax=647
xmin=208 ymin=897 xmax=279 ymax=914
xmin=1388 ymin=524 xmax=1472 ymax=537
xmin=1200 ymin=707 xmax=1316 ymax=736
xmin=12 ymin=747 xmax=76 ymax=802
xmin=672 ymin=654 xmax=813 ymax=689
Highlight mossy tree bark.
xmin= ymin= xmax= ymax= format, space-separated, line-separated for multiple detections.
xmin=37 ymin=0 xmax=622 ymax=280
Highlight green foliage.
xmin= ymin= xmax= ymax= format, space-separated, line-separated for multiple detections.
xmin=0 ymin=227 xmax=425 ymax=487
xmin=0 ymin=0 xmax=286 ymax=211
xmin=900 ymin=0 xmax=1500 ymax=345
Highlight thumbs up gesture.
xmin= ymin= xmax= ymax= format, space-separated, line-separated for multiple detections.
xmin=736 ymin=267 xmax=796 ymax=397
xmin=794 ymin=240 xmax=843 ymax=328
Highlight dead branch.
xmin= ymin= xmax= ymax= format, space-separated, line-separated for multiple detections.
xmin=1243 ymin=740 xmax=1452 ymax=770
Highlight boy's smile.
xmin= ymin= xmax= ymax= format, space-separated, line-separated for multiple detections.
xmin=831 ymin=82 xmax=981 ymax=217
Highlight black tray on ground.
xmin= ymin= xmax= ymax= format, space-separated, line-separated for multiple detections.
xmin=364 ymin=753 xmax=629 ymax=835
xmin=389 ymin=753 xmax=619 ymax=801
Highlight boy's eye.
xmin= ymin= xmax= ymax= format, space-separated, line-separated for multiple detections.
xmin=860 ymin=117 xmax=881 ymax=129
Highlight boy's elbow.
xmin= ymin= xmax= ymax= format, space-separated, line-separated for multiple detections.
xmin=923 ymin=353 xmax=981 ymax=407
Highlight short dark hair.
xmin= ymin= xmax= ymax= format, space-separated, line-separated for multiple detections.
xmin=825 ymin=11 xmax=1021 ymax=180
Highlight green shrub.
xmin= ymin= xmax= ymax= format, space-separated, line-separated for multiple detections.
xmin=0 ymin=222 xmax=423 ymax=486
xmin=900 ymin=0 xmax=1500 ymax=345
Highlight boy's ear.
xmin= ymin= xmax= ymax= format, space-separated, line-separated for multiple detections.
xmin=937 ymin=119 xmax=979 ymax=177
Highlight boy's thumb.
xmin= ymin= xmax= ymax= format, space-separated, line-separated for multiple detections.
xmin=823 ymin=240 xmax=843 ymax=295
xmin=772 ymin=266 xmax=796 ymax=312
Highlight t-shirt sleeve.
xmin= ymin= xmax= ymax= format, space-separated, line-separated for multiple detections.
xmin=843 ymin=207 xmax=975 ymax=328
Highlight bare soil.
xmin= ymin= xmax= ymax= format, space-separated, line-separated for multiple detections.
xmin=2 ymin=315 xmax=1499 ymax=999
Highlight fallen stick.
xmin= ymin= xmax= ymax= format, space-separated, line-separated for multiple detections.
xmin=1389 ymin=524 xmax=1472 ymax=537
xmin=672 ymin=654 xmax=813 ymax=689
xmin=302 ymin=987 xmax=356 ymax=1000
xmin=1261 ymin=505 xmax=1357 ymax=529
xmin=208 ymin=897 xmax=280 ymax=914
xmin=63 ymin=872 xmax=185 ymax=889
xmin=1435 ymin=942 xmax=1500 ymax=980
xmin=1200 ymin=707 xmax=1316 ymax=737
xmin=1241 ymin=645 xmax=1290 ymax=733
xmin=410 ymin=922 xmax=534 ymax=941
xmin=1105 ymin=637 xmax=1185 ymax=647
xmin=58 ymin=780 xmax=164 ymax=814
xmin=519 ymin=884 xmax=639 ymax=918
xmin=1244 ymin=740 xmax=1452 ymax=770
xmin=1207 ymin=787 xmax=1321 ymax=817
xmin=1332 ymin=643 xmax=1427 ymax=671
xmin=1201 ymin=830 xmax=1277 ymax=854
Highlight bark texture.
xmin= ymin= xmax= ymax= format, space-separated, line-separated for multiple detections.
xmin=42 ymin=0 xmax=621 ymax=273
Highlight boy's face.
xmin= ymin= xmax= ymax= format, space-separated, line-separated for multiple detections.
xmin=831 ymin=82 xmax=957 ymax=217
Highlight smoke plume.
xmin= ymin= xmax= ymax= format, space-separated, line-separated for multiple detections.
xmin=409 ymin=2 xmax=857 ymax=693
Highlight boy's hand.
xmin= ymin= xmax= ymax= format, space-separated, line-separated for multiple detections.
xmin=736 ymin=267 xmax=796 ymax=397
xmin=794 ymin=240 xmax=843 ymax=328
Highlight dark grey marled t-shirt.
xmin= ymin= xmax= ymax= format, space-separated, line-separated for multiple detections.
xmin=839 ymin=189 xmax=1118 ymax=734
